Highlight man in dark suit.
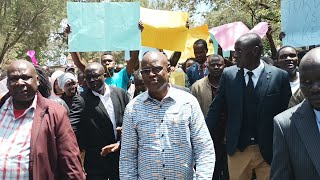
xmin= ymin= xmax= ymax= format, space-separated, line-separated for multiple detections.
xmin=70 ymin=62 xmax=129 ymax=180
xmin=271 ymin=47 xmax=320 ymax=180
xmin=206 ymin=33 xmax=292 ymax=180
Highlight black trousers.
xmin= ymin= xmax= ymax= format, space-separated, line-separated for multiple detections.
xmin=213 ymin=142 xmax=229 ymax=180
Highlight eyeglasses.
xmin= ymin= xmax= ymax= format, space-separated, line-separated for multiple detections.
xmin=140 ymin=66 xmax=165 ymax=76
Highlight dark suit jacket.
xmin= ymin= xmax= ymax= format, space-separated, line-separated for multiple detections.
xmin=70 ymin=86 xmax=129 ymax=175
xmin=206 ymin=63 xmax=291 ymax=164
xmin=271 ymin=100 xmax=320 ymax=179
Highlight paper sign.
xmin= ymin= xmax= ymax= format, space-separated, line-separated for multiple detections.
xmin=249 ymin=22 xmax=268 ymax=38
xmin=281 ymin=0 xmax=320 ymax=47
xmin=140 ymin=7 xmax=189 ymax=51
xmin=210 ymin=22 xmax=249 ymax=51
xmin=27 ymin=50 xmax=38 ymax=65
xmin=179 ymin=25 xmax=214 ymax=62
xmin=210 ymin=21 xmax=268 ymax=51
xmin=169 ymin=71 xmax=186 ymax=87
xmin=67 ymin=2 xmax=141 ymax=52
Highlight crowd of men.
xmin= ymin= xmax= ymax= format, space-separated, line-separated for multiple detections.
xmin=0 ymin=20 xmax=320 ymax=180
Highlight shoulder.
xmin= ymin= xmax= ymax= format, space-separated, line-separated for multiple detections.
xmin=192 ymin=77 xmax=207 ymax=87
xmin=222 ymin=65 xmax=239 ymax=75
xmin=266 ymin=64 xmax=288 ymax=76
xmin=274 ymin=101 xmax=303 ymax=127
xmin=171 ymin=87 xmax=198 ymax=105
xmin=110 ymin=85 xmax=126 ymax=96
xmin=40 ymin=96 xmax=68 ymax=115
xmin=171 ymin=84 xmax=190 ymax=93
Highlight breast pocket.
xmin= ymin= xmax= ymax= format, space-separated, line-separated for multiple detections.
xmin=167 ymin=112 xmax=191 ymax=146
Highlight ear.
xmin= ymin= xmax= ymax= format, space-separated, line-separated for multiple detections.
xmin=167 ymin=65 xmax=171 ymax=73
xmin=36 ymin=76 xmax=40 ymax=86
xmin=253 ymin=46 xmax=260 ymax=56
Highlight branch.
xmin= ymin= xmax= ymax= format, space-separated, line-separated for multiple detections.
xmin=7 ymin=6 xmax=49 ymax=50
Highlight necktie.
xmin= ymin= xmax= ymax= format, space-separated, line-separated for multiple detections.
xmin=247 ymin=71 xmax=254 ymax=94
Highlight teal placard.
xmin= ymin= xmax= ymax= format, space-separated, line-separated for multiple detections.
xmin=210 ymin=34 xmax=230 ymax=57
xmin=67 ymin=2 xmax=141 ymax=52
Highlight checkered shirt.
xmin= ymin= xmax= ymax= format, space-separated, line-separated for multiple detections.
xmin=0 ymin=96 xmax=37 ymax=179
xmin=120 ymin=87 xmax=215 ymax=180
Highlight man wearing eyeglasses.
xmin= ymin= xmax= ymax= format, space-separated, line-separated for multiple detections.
xmin=70 ymin=62 xmax=129 ymax=180
xmin=120 ymin=51 xmax=215 ymax=179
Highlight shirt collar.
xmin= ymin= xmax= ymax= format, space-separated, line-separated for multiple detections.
xmin=313 ymin=109 xmax=320 ymax=122
xmin=142 ymin=85 xmax=176 ymax=103
xmin=243 ymin=60 xmax=265 ymax=78
xmin=6 ymin=95 xmax=37 ymax=110
xmin=92 ymin=84 xmax=111 ymax=97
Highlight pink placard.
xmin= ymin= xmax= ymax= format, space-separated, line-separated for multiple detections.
xmin=27 ymin=50 xmax=38 ymax=65
xmin=209 ymin=22 xmax=268 ymax=51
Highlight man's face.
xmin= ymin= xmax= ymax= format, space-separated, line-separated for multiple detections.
xmin=7 ymin=63 xmax=38 ymax=104
xmin=134 ymin=77 xmax=146 ymax=94
xmin=186 ymin=59 xmax=195 ymax=69
xmin=234 ymin=41 xmax=255 ymax=69
xmin=141 ymin=56 xmax=169 ymax=92
xmin=208 ymin=57 xmax=225 ymax=77
xmin=300 ymin=62 xmax=320 ymax=110
xmin=101 ymin=55 xmax=116 ymax=72
xmin=277 ymin=47 xmax=298 ymax=76
xmin=84 ymin=68 xmax=105 ymax=92
xmin=193 ymin=44 xmax=207 ymax=64
xmin=63 ymin=79 xmax=77 ymax=97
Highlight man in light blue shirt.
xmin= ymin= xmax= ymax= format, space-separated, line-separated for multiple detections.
xmin=271 ymin=47 xmax=320 ymax=180
xmin=120 ymin=51 xmax=215 ymax=179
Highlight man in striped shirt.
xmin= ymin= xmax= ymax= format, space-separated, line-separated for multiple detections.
xmin=0 ymin=60 xmax=84 ymax=180
xmin=120 ymin=51 xmax=215 ymax=179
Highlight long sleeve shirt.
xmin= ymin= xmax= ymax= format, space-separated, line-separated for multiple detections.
xmin=120 ymin=87 xmax=215 ymax=180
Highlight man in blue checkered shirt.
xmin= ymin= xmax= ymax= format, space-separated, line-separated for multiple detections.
xmin=120 ymin=51 xmax=215 ymax=180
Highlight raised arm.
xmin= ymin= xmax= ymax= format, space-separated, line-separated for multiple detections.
xmin=266 ymin=23 xmax=277 ymax=60
xmin=64 ymin=25 xmax=86 ymax=73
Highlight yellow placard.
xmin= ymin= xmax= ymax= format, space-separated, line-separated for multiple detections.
xmin=169 ymin=71 xmax=186 ymax=87
xmin=141 ymin=8 xmax=189 ymax=51
xmin=164 ymin=25 xmax=214 ymax=63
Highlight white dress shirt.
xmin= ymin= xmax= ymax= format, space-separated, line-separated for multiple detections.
xmin=92 ymin=85 xmax=117 ymax=140
xmin=243 ymin=60 xmax=265 ymax=87
xmin=313 ymin=109 xmax=320 ymax=133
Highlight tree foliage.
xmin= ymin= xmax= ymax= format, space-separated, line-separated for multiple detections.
xmin=0 ymin=0 xmax=66 ymax=67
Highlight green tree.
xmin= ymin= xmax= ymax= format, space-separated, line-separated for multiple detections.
xmin=0 ymin=0 xmax=66 ymax=66
xmin=205 ymin=0 xmax=281 ymax=54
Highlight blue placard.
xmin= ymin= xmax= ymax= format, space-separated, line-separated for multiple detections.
xmin=281 ymin=0 xmax=320 ymax=47
xmin=67 ymin=2 xmax=141 ymax=52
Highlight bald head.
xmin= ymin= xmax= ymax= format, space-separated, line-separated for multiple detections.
xmin=300 ymin=47 xmax=320 ymax=69
xmin=7 ymin=60 xmax=36 ymax=75
xmin=142 ymin=51 xmax=169 ymax=67
xmin=299 ymin=47 xmax=320 ymax=110
xmin=85 ymin=62 xmax=105 ymax=73
xmin=236 ymin=33 xmax=263 ymax=49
